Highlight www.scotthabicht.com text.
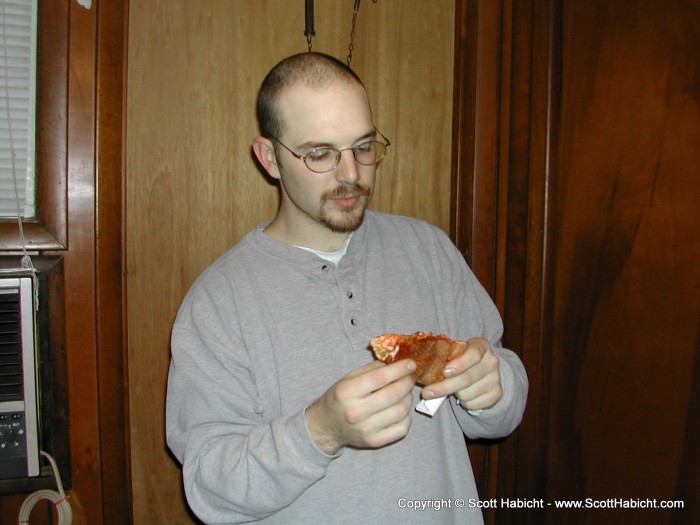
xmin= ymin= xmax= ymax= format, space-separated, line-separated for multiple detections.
xmin=471 ymin=498 xmax=684 ymax=510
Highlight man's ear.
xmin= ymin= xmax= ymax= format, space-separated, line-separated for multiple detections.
xmin=252 ymin=136 xmax=281 ymax=180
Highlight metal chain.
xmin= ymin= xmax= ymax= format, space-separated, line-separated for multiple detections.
xmin=304 ymin=0 xmax=378 ymax=64
xmin=347 ymin=0 xmax=377 ymax=67
xmin=346 ymin=3 xmax=359 ymax=66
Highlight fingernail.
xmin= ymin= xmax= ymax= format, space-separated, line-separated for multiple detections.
xmin=407 ymin=360 xmax=417 ymax=372
xmin=423 ymin=390 xmax=435 ymax=399
xmin=443 ymin=367 xmax=456 ymax=377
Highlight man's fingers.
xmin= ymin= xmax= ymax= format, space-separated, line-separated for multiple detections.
xmin=311 ymin=360 xmax=417 ymax=452
xmin=421 ymin=339 xmax=501 ymax=401
xmin=342 ymin=359 xmax=416 ymax=397
xmin=360 ymin=392 xmax=414 ymax=448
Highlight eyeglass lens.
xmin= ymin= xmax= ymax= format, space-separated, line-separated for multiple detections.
xmin=304 ymin=141 xmax=387 ymax=173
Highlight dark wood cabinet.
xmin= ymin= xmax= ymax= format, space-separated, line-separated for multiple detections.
xmin=454 ymin=1 xmax=700 ymax=524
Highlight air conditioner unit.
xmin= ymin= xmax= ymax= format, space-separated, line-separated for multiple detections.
xmin=0 ymin=275 xmax=40 ymax=479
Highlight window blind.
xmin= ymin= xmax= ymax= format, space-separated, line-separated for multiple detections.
xmin=0 ymin=0 xmax=37 ymax=218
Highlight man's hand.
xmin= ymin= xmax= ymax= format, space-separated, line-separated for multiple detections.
xmin=421 ymin=338 xmax=502 ymax=411
xmin=305 ymin=360 xmax=416 ymax=455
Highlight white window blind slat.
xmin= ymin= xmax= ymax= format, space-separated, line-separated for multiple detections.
xmin=0 ymin=0 xmax=37 ymax=219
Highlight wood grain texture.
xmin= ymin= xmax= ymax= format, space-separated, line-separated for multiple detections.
xmin=125 ymin=1 xmax=455 ymax=522
xmin=496 ymin=1 xmax=700 ymax=524
xmin=450 ymin=1 xmax=700 ymax=524
xmin=95 ymin=0 xmax=129 ymax=522
xmin=62 ymin=2 xmax=102 ymax=522
xmin=546 ymin=2 xmax=700 ymax=522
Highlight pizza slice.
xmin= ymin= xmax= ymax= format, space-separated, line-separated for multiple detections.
xmin=369 ymin=331 xmax=468 ymax=386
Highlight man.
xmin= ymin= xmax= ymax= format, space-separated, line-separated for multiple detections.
xmin=166 ymin=52 xmax=527 ymax=524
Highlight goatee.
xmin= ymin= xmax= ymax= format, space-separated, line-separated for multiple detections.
xmin=319 ymin=183 xmax=372 ymax=233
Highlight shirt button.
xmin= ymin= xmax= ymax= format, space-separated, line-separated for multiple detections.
xmin=350 ymin=318 xmax=359 ymax=326
xmin=321 ymin=265 xmax=330 ymax=272
xmin=346 ymin=291 xmax=353 ymax=299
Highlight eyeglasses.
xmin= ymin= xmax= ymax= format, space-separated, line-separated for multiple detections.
xmin=270 ymin=129 xmax=391 ymax=173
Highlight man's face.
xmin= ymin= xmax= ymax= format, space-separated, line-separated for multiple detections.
xmin=273 ymin=81 xmax=377 ymax=236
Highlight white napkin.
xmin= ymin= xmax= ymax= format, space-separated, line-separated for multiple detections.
xmin=415 ymin=396 xmax=446 ymax=416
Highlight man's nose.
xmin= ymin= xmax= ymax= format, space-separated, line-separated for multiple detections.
xmin=334 ymin=149 xmax=359 ymax=184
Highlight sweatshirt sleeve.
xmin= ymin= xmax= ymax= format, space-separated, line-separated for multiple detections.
xmin=166 ymin=283 xmax=338 ymax=524
xmin=432 ymin=229 xmax=529 ymax=439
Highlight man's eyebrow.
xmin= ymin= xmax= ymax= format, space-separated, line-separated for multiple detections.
xmin=298 ymin=130 xmax=377 ymax=149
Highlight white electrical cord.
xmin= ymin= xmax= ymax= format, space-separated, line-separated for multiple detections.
xmin=18 ymin=451 xmax=72 ymax=524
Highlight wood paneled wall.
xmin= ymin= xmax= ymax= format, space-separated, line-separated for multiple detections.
xmin=125 ymin=1 xmax=455 ymax=522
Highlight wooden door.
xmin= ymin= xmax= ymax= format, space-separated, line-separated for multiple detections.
xmin=459 ymin=0 xmax=700 ymax=523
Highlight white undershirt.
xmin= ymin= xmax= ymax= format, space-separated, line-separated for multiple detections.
xmin=294 ymin=233 xmax=353 ymax=265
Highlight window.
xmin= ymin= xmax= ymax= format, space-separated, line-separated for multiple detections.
xmin=0 ymin=0 xmax=66 ymax=252
xmin=0 ymin=0 xmax=38 ymax=219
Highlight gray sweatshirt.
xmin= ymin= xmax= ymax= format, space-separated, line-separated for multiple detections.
xmin=166 ymin=211 xmax=528 ymax=524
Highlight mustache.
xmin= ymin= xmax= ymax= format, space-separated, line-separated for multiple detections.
xmin=324 ymin=184 xmax=372 ymax=200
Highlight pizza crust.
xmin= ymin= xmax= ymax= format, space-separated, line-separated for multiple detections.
xmin=369 ymin=331 xmax=468 ymax=386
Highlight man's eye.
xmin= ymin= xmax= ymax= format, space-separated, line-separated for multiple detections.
xmin=307 ymin=149 xmax=335 ymax=162
xmin=355 ymin=140 xmax=377 ymax=155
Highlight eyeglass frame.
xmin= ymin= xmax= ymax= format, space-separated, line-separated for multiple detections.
xmin=269 ymin=128 xmax=391 ymax=173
